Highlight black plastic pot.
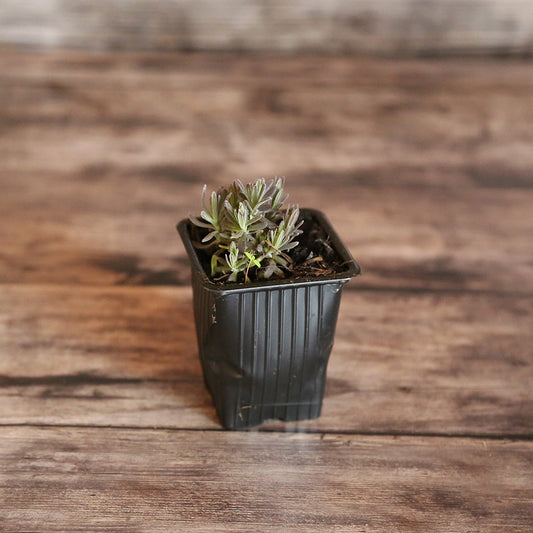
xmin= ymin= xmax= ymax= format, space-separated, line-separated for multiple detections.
xmin=178 ymin=208 xmax=360 ymax=429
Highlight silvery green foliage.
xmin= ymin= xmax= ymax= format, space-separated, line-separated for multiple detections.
xmin=189 ymin=178 xmax=303 ymax=282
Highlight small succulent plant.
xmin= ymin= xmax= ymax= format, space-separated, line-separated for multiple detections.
xmin=189 ymin=177 xmax=303 ymax=282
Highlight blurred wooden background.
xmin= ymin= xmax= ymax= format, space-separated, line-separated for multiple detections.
xmin=1 ymin=50 xmax=532 ymax=531
xmin=1 ymin=2 xmax=532 ymax=531
xmin=1 ymin=0 xmax=533 ymax=56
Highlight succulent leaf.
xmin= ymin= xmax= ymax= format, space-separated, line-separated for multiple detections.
xmin=189 ymin=177 xmax=301 ymax=282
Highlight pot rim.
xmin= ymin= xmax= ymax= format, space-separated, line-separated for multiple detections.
xmin=177 ymin=207 xmax=361 ymax=295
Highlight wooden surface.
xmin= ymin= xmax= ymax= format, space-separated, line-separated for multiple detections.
xmin=2 ymin=1 xmax=533 ymax=56
xmin=2 ymin=429 xmax=532 ymax=533
xmin=0 ymin=50 xmax=532 ymax=531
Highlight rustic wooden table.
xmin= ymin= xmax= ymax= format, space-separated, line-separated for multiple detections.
xmin=1 ymin=50 xmax=532 ymax=532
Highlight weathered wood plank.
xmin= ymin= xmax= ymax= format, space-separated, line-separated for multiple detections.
xmin=1 ymin=285 xmax=531 ymax=435
xmin=1 ymin=427 xmax=532 ymax=532
xmin=2 ymin=0 xmax=533 ymax=56
xmin=2 ymin=170 xmax=532 ymax=293
xmin=1 ymin=52 xmax=532 ymax=292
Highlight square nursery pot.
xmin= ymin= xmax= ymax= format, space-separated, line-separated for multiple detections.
xmin=178 ymin=208 xmax=360 ymax=429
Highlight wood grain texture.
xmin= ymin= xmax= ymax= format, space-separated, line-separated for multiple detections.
xmin=1 ymin=50 xmax=532 ymax=531
xmin=1 ymin=285 xmax=531 ymax=435
xmin=2 ymin=0 xmax=533 ymax=56
xmin=1 ymin=52 xmax=533 ymax=293
xmin=1 ymin=427 xmax=532 ymax=533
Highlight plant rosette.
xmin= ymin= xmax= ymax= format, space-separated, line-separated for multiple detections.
xmin=178 ymin=178 xmax=360 ymax=429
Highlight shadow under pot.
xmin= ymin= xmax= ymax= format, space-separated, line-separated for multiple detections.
xmin=178 ymin=208 xmax=360 ymax=429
